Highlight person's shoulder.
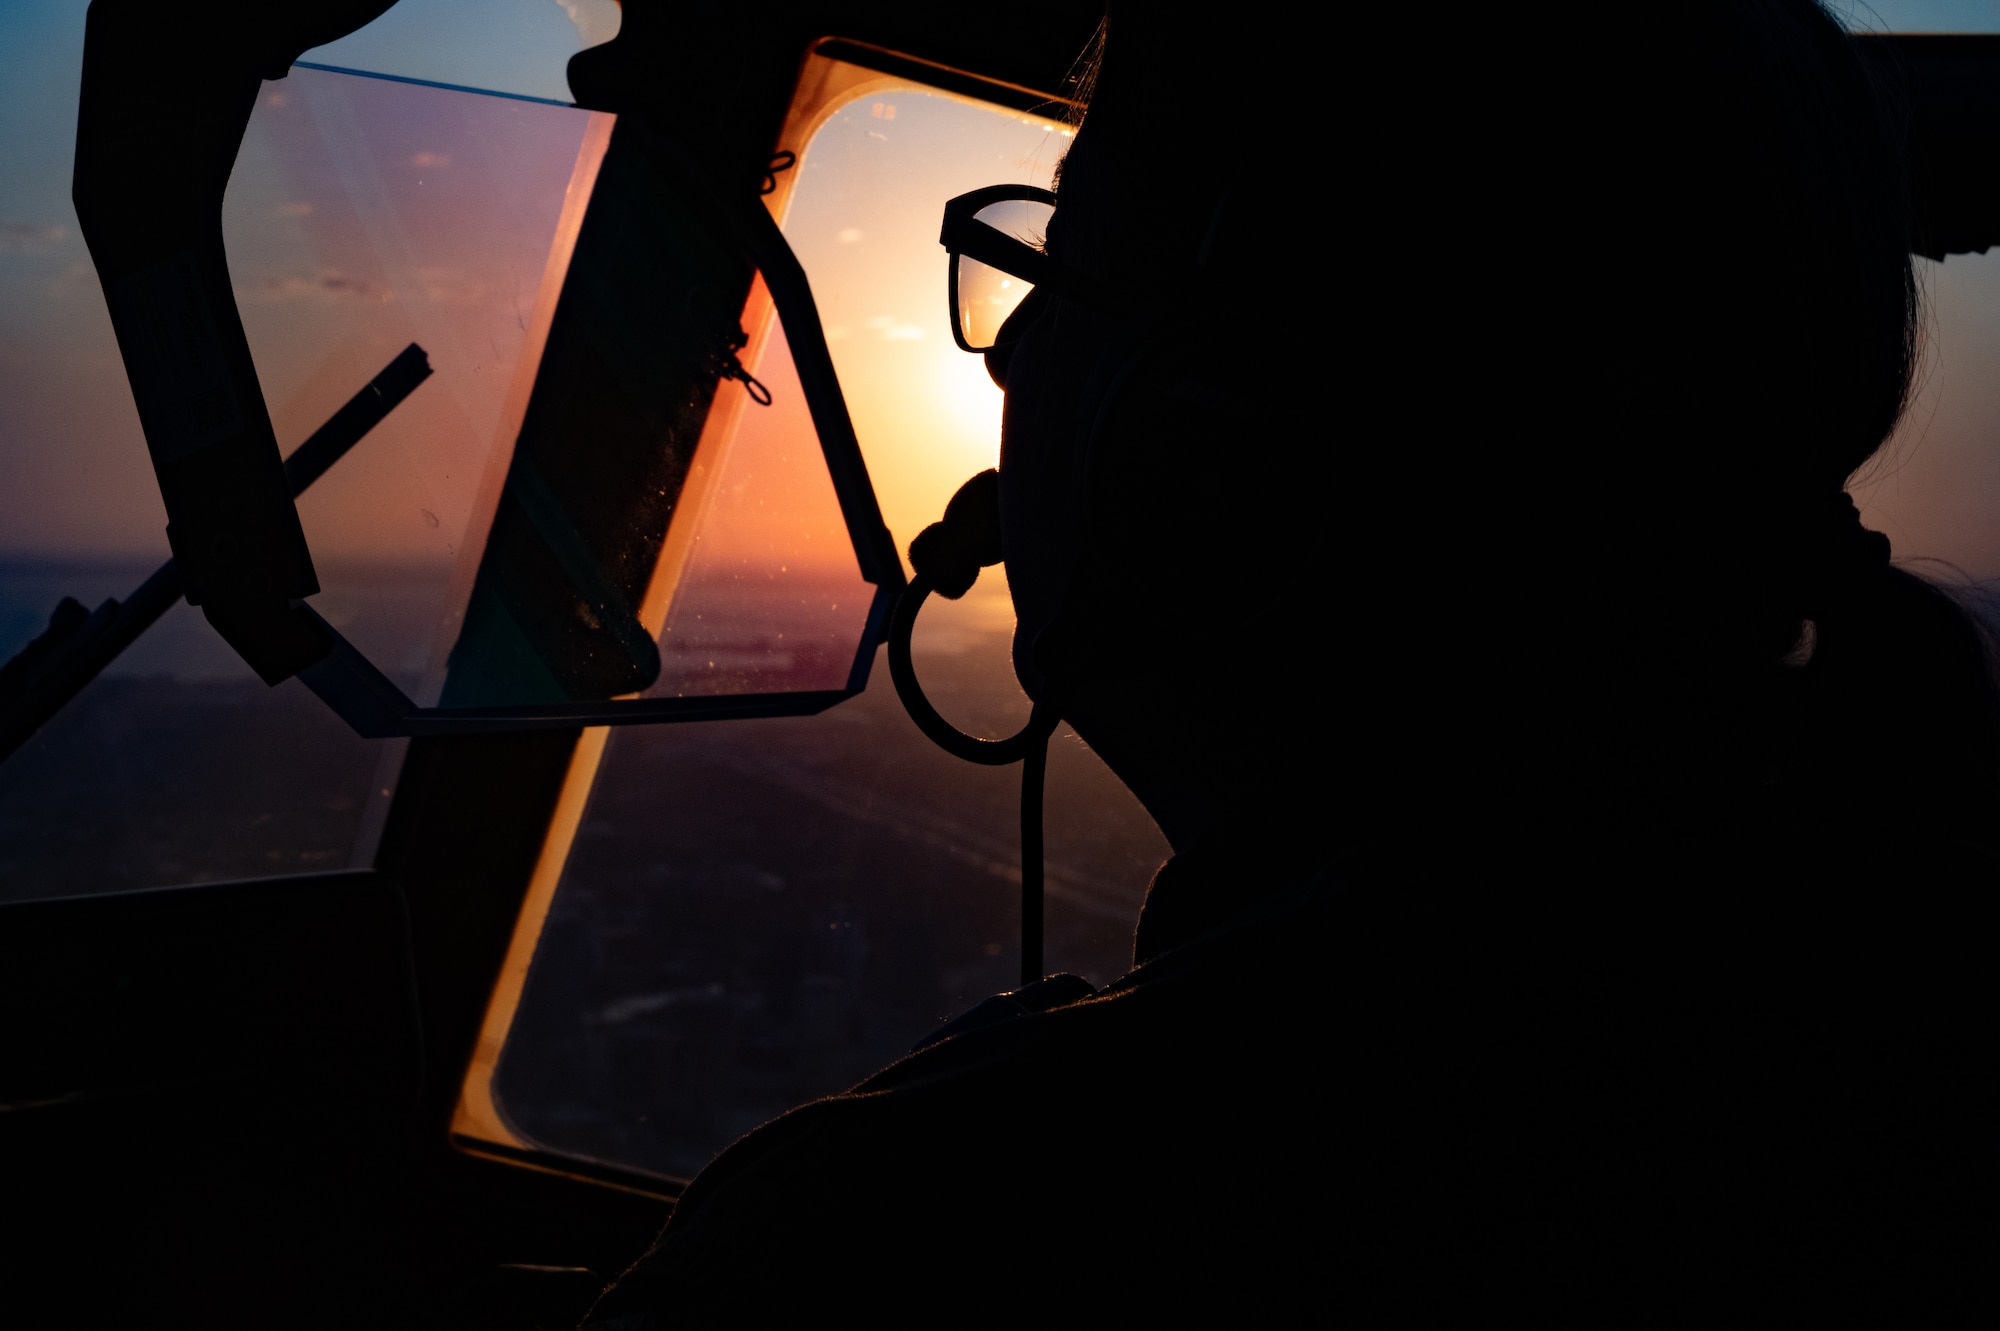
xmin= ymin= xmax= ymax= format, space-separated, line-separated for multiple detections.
xmin=583 ymin=875 xmax=1376 ymax=1324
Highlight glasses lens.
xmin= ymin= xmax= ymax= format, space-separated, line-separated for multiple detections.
xmin=956 ymin=198 xmax=1054 ymax=350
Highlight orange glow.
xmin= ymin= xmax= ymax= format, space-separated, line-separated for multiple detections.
xmin=453 ymin=723 xmax=610 ymax=1149
xmin=226 ymin=71 xmax=610 ymax=570
xmin=222 ymin=68 xmax=613 ymax=702
xmin=451 ymin=54 xmax=1057 ymax=1159
xmin=767 ymin=70 xmax=1067 ymax=567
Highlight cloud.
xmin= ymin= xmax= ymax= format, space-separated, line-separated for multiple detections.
xmin=411 ymin=151 xmax=451 ymax=169
xmin=553 ymin=0 xmax=622 ymax=48
xmin=413 ymin=265 xmax=492 ymax=306
xmin=864 ymin=314 xmax=925 ymax=341
xmin=252 ymin=265 xmax=492 ymax=308
xmin=0 ymin=223 xmax=67 ymax=255
xmin=255 ymin=271 xmax=393 ymax=304
xmin=40 ymin=259 xmax=97 ymax=302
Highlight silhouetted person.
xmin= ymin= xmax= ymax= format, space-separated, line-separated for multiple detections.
xmin=585 ymin=4 xmax=1996 ymax=1321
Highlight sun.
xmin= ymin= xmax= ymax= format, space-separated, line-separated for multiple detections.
xmin=932 ymin=343 xmax=1006 ymax=464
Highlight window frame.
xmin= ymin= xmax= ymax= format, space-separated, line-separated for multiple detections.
xmin=447 ymin=37 xmax=1083 ymax=1190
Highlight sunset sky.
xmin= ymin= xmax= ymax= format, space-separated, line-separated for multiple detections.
xmin=7 ymin=0 xmax=2000 ymax=668
xmin=0 ymin=1 xmax=616 ymax=565
xmin=228 ymin=71 xmax=603 ymax=571
xmin=637 ymin=71 xmax=1074 ymax=694
xmin=775 ymin=86 xmax=1068 ymax=550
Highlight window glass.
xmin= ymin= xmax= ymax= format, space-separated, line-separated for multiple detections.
xmin=1830 ymin=1 xmax=2000 ymax=32
xmin=230 ymin=66 xmax=609 ymax=707
xmin=641 ymin=302 xmax=879 ymax=701
xmin=228 ymin=63 xmax=895 ymax=729
xmin=464 ymin=64 xmax=1169 ymax=1179
xmin=1856 ymin=251 xmax=2000 ymax=577
xmin=490 ymin=617 xmax=1162 ymax=1179
xmin=0 ymin=13 xmax=585 ymax=903
xmin=303 ymin=0 xmax=620 ymax=104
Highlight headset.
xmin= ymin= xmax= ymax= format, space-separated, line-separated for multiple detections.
xmin=888 ymin=184 xmax=1250 ymax=985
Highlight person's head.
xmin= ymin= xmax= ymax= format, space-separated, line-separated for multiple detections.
xmin=992 ymin=11 xmax=1327 ymax=865
xmin=994 ymin=2 xmax=2000 ymax=890
xmin=1604 ymin=0 xmax=1914 ymax=630
xmin=1562 ymin=1 xmax=2000 ymax=852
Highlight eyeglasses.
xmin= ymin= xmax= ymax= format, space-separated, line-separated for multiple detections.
xmin=940 ymin=184 xmax=1101 ymax=353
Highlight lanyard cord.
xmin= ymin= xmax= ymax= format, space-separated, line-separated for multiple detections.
xmin=1019 ymin=719 xmax=1049 ymax=984
xmin=894 ymin=188 xmax=1237 ymax=984
xmin=889 ymin=564 xmax=1061 ymax=986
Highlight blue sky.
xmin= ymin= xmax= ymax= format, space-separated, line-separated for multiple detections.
xmin=0 ymin=1 xmax=614 ymax=562
xmin=1828 ymin=1 xmax=2000 ymax=30
xmin=1 ymin=0 xmax=610 ymax=277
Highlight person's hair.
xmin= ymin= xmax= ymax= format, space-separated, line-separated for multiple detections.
xmin=1056 ymin=17 xmax=1105 ymax=133
xmin=1021 ymin=7 xmax=1330 ymax=863
xmin=1604 ymin=0 xmax=2000 ymax=847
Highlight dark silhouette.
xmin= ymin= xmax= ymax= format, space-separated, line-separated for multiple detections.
xmin=584 ymin=2 xmax=1997 ymax=1321
xmin=17 ymin=0 xmax=1997 ymax=1323
xmin=0 ymin=345 xmax=431 ymax=764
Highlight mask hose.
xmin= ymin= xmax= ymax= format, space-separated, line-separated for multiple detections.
xmin=888 ymin=470 xmax=1060 ymax=984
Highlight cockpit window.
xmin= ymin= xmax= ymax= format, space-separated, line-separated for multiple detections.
xmin=448 ymin=47 xmax=1162 ymax=1181
xmin=232 ymin=67 xmax=611 ymax=710
xmin=0 ymin=15 xmax=599 ymax=902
